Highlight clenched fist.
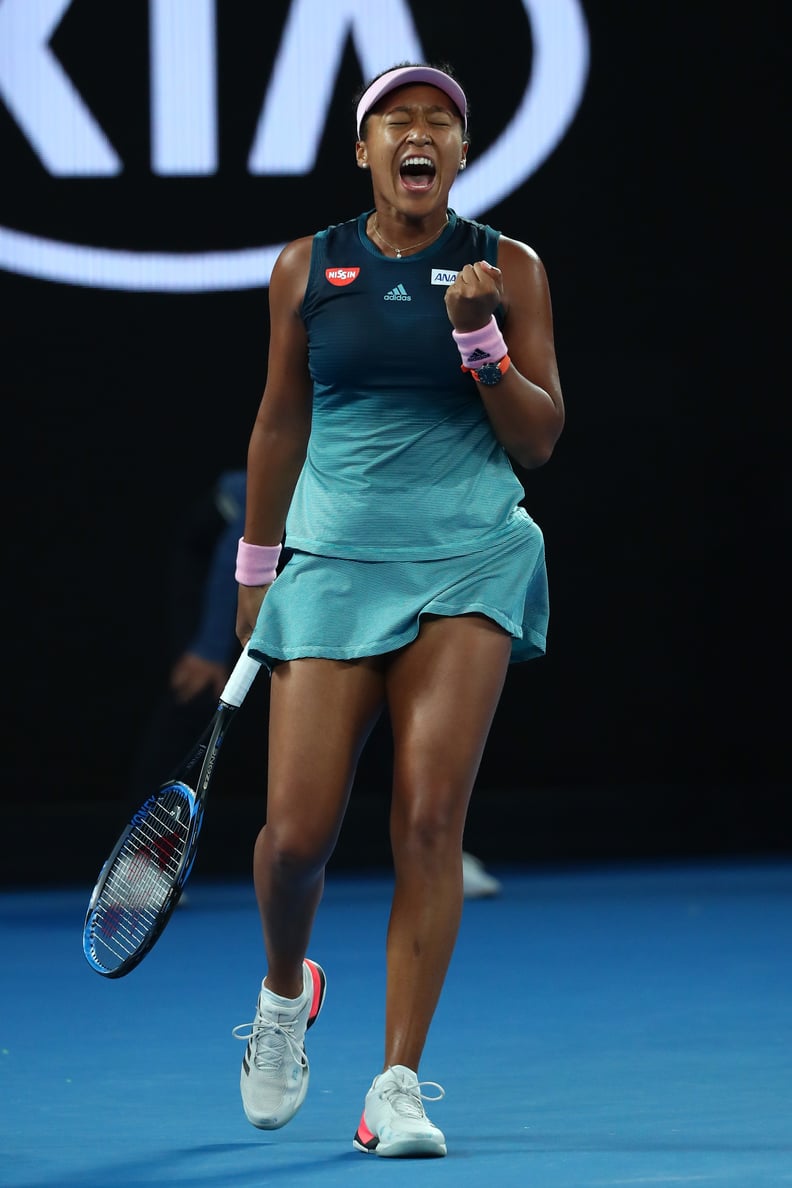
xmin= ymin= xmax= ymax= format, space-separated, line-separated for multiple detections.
xmin=445 ymin=260 xmax=504 ymax=333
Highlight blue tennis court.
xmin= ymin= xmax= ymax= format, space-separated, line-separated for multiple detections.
xmin=2 ymin=859 xmax=791 ymax=1187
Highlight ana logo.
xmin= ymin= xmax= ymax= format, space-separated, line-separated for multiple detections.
xmin=0 ymin=0 xmax=589 ymax=292
xmin=325 ymin=267 xmax=360 ymax=287
xmin=431 ymin=269 xmax=459 ymax=286
xmin=384 ymin=284 xmax=411 ymax=302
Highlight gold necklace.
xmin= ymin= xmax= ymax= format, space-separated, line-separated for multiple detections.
xmin=371 ymin=214 xmax=449 ymax=258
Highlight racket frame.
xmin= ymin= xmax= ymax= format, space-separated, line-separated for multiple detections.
xmin=82 ymin=648 xmax=260 ymax=977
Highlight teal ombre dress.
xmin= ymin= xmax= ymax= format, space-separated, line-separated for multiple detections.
xmin=248 ymin=209 xmax=549 ymax=669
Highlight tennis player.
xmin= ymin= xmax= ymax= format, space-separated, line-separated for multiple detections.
xmin=232 ymin=62 xmax=565 ymax=1157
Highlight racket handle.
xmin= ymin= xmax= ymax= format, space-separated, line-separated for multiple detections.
xmin=220 ymin=646 xmax=262 ymax=708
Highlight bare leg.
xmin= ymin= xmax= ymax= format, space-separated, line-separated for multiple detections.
xmin=255 ymin=656 xmax=385 ymax=997
xmin=382 ymin=614 xmax=512 ymax=1070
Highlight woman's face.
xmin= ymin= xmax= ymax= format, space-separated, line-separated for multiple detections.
xmin=356 ymin=84 xmax=467 ymax=214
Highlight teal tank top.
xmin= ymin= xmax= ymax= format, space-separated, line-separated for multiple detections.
xmin=285 ymin=208 xmax=527 ymax=560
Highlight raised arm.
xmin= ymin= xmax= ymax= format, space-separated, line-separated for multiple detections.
xmin=445 ymin=236 xmax=565 ymax=469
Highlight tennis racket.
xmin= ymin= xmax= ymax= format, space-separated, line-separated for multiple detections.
xmin=83 ymin=646 xmax=262 ymax=978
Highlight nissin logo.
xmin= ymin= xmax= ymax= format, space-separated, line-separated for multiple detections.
xmin=326 ymin=267 xmax=360 ymax=286
xmin=0 ymin=0 xmax=589 ymax=293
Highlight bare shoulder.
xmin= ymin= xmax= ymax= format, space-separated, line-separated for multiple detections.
xmin=496 ymin=234 xmax=552 ymax=313
xmin=274 ymin=235 xmax=315 ymax=272
xmin=497 ymin=234 xmax=546 ymax=276
xmin=270 ymin=235 xmax=315 ymax=309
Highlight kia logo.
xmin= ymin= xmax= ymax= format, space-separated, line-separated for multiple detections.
xmin=0 ymin=0 xmax=589 ymax=292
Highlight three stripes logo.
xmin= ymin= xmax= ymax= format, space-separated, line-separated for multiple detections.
xmin=384 ymin=283 xmax=411 ymax=302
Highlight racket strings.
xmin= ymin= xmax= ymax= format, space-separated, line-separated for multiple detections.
xmin=89 ymin=789 xmax=192 ymax=967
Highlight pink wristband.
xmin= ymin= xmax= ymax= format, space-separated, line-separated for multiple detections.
xmin=452 ymin=315 xmax=508 ymax=370
xmin=235 ymin=537 xmax=282 ymax=585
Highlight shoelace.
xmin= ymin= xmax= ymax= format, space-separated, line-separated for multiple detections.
xmin=232 ymin=1015 xmax=308 ymax=1072
xmin=380 ymin=1077 xmax=445 ymax=1118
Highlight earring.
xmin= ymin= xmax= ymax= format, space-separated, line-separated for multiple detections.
xmin=459 ymin=159 xmax=467 ymax=170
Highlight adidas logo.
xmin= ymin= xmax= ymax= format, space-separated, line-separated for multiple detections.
xmin=465 ymin=347 xmax=491 ymax=363
xmin=383 ymin=283 xmax=411 ymax=302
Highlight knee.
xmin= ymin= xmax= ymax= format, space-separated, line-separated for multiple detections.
xmin=256 ymin=821 xmax=331 ymax=883
xmin=390 ymin=783 xmax=466 ymax=858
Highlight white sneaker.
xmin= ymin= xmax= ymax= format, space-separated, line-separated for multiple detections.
xmin=353 ymin=1065 xmax=447 ymax=1157
xmin=232 ymin=959 xmax=326 ymax=1130
xmin=462 ymin=851 xmax=502 ymax=899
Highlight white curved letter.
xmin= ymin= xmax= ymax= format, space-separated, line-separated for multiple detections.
xmin=0 ymin=0 xmax=121 ymax=176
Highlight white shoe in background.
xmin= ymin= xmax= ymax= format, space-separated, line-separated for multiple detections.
xmin=462 ymin=851 xmax=502 ymax=899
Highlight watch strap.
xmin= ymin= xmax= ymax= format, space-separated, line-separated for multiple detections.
xmin=462 ymin=355 xmax=511 ymax=383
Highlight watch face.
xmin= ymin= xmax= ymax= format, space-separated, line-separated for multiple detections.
xmin=475 ymin=362 xmax=504 ymax=385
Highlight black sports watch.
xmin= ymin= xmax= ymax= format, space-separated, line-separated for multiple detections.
xmin=467 ymin=355 xmax=511 ymax=386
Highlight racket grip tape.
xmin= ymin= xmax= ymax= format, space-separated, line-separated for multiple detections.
xmin=220 ymin=646 xmax=262 ymax=708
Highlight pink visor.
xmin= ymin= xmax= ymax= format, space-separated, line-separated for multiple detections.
xmin=356 ymin=66 xmax=468 ymax=139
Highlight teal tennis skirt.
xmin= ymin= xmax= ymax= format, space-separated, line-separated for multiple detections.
xmin=248 ymin=512 xmax=548 ymax=670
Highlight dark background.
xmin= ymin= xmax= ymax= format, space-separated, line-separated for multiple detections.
xmin=2 ymin=1 xmax=788 ymax=886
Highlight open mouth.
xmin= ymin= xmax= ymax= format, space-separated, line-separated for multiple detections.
xmin=399 ymin=156 xmax=436 ymax=192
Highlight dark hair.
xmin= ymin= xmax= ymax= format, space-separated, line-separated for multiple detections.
xmin=354 ymin=61 xmax=469 ymax=141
